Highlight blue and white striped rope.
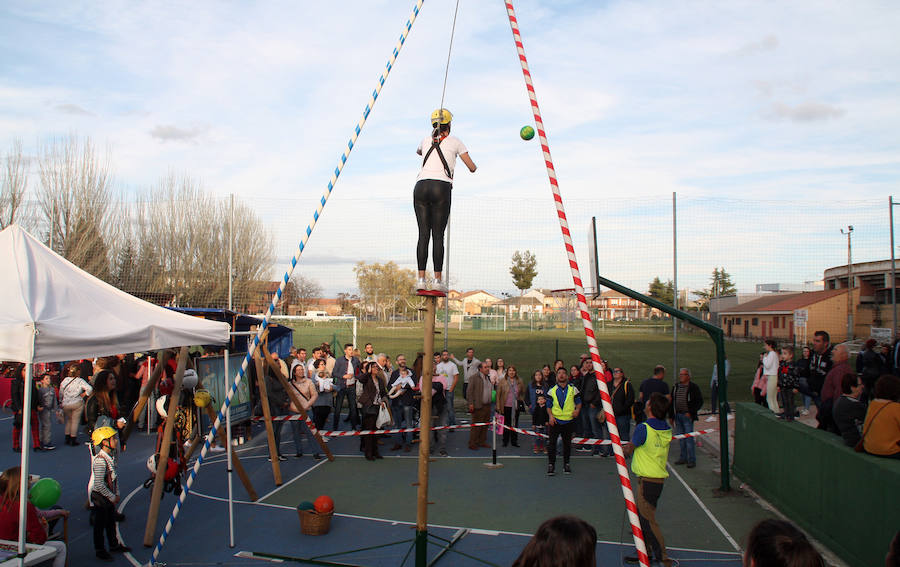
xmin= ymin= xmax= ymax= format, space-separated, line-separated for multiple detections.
xmin=148 ymin=1 xmax=424 ymax=563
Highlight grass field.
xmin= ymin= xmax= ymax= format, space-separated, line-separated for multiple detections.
xmin=281 ymin=320 xmax=771 ymax=407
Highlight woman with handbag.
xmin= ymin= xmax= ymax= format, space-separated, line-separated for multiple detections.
xmin=359 ymin=362 xmax=388 ymax=461
xmin=60 ymin=364 xmax=93 ymax=446
xmin=496 ymin=365 xmax=525 ymax=447
xmin=287 ymin=364 xmax=319 ymax=459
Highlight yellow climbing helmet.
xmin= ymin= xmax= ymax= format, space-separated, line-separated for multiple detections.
xmin=92 ymin=426 xmax=117 ymax=446
xmin=193 ymin=389 xmax=212 ymax=408
xmin=430 ymin=108 xmax=453 ymax=126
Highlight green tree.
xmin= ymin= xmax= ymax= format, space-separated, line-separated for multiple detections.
xmin=354 ymin=261 xmax=416 ymax=321
xmin=647 ymin=277 xmax=675 ymax=305
xmin=510 ymin=250 xmax=538 ymax=298
xmin=694 ymin=267 xmax=737 ymax=310
xmin=282 ymin=275 xmax=323 ymax=315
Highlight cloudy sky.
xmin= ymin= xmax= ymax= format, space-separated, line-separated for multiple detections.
xmin=2 ymin=1 xmax=899 ymax=297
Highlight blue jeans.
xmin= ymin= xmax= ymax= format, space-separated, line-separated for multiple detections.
xmin=587 ymin=405 xmax=611 ymax=456
xmin=447 ymin=388 xmax=457 ymax=426
xmin=289 ymin=415 xmax=315 ymax=455
xmin=673 ymin=413 xmax=695 ymax=464
xmin=615 ymin=415 xmax=631 ymax=443
xmin=393 ymin=403 xmax=414 ymax=446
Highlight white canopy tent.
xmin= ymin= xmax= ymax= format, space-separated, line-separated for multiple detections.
xmin=0 ymin=224 xmax=230 ymax=564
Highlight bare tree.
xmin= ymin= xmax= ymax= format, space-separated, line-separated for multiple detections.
xmin=113 ymin=175 xmax=274 ymax=309
xmin=37 ymin=135 xmax=114 ymax=280
xmin=1 ymin=139 xmax=28 ymax=229
xmin=282 ymin=275 xmax=323 ymax=314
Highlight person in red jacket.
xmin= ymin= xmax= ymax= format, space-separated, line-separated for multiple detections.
xmin=0 ymin=467 xmax=67 ymax=567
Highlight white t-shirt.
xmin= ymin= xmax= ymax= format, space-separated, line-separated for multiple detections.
xmin=416 ymin=135 xmax=468 ymax=184
xmin=435 ymin=361 xmax=459 ymax=389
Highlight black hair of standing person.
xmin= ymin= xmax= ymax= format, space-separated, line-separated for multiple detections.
xmin=511 ymin=515 xmax=597 ymax=567
xmin=744 ymin=519 xmax=823 ymax=567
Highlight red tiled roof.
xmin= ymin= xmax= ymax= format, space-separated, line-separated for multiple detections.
xmin=719 ymin=289 xmax=846 ymax=314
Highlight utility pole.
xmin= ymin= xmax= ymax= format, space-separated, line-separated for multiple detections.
xmin=890 ymin=197 xmax=898 ymax=342
xmin=841 ymin=226 xmax=854 ymax=341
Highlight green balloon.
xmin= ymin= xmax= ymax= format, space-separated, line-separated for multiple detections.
xmin=297 ymin=501 xmax=315 ymax=511
xmin=29 ymin=478 xmax=61 ymax=509
xmin=520 ymin=125 xmax=535 ymax=140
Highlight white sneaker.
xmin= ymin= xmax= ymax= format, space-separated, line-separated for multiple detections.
xmin=415 ymin=277 xmax=429 ymax=291
xmin=432 ymin=279 xmax=448 ymax=293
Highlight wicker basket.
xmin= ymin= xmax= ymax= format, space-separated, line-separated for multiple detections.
xmin=298 ymin=509 xmax=333 ymax=535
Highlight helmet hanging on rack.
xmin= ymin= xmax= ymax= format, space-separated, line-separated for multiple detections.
xmin=430 ymin=108 xmax=453 ymax=127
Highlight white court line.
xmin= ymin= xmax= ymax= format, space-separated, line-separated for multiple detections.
xmin=119 ymin=484 xmax=148 ymax=567
xmin=667 ymin=463 xmax=742 ymax=552
xmin=258 ymin=457 xmax=328 ymax=502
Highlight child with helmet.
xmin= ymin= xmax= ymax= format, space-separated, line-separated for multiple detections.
xmin=413 ymin=108 xmax=477 ymax=293
xmin=88 ymin=426 xmax=131 ymax=561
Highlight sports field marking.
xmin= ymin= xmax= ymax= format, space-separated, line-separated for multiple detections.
xmin=667 ymin=463 xmax=741 ymax=552
xmin=259 ymin=457 xmax=328 ymax=501
xmin=119 ymin=484 xmax=149 ymax=567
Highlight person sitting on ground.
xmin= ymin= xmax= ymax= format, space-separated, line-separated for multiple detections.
xmin=0 ymin=467 xmax=67 ymax=567
xmin=832 ymin=372 xmax=867 ymax=447
xmin=511 ymin=515 xmax=597 ymax=567
xmin=743 ymin=518 xmax=823 ymax=566
xmin=861 ymin=374 xmax=900 ymax=458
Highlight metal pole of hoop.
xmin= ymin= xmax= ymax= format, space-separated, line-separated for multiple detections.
xmin=148 ymin=2 xmax=425 ymax=563
xmin=503 ymin=2 xmax=651 ymax=565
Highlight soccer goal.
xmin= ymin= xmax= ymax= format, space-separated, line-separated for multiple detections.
xmin=458 ymin=313 xmax=507 ymax=332
xmin=271 ymin=315 xmax=357 ymax=349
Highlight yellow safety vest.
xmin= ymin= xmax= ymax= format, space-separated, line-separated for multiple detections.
xmin=631 ymin=422 xmax=672 ymax=479
xmin=548 ymin=385 xmax=577 ymax=421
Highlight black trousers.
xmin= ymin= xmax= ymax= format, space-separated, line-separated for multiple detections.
xmin=547 ymin=420 xmax=574 ymax=465
xmin=413 ymin=179 xmax=452 ymax=272
xmin=91 ymin=492 xmax=118 ymax=551
xmin=502 ymin=406 xmax=519 ymax=446
xmin=333 ymin=388 xmax=359 ymax=430
xmin=313 ymin=406 xmax=331 ymax=430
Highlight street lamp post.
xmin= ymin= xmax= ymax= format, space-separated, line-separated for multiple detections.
xmin=841 ymin=225 xmax=854 ymax=341
xmin=890 ymin=198 xmax=898 ymax=343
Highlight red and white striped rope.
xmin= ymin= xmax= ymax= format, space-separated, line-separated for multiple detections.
xmin=250 ymin=417 xmax=491 ymax=436
xmin=503 ymin=3 xmax=649 ymax=564
xmin=498 ymin=423 xmax=715 ymax=444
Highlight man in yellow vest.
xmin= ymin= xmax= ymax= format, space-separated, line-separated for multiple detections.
xmin=624 ymin=392 xmax=673 ymax=567
xmin=546 ymin=368 xmax=582 ymax=476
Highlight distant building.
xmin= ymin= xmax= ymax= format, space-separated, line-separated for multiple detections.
xmin=588 ymin=290 xmax=664 ymax=321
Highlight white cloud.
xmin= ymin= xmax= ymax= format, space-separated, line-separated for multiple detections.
xmin=765 ymin=101 xmax=846 ymax=123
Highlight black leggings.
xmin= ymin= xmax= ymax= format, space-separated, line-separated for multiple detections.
xmin=413 ymin=179 xmax=452 ymax=272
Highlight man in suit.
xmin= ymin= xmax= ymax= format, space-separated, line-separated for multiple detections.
xmin=466 ymin=361 xmax=494 ymax=450
xmin=332 ymin=343 xmax=361 ymax=430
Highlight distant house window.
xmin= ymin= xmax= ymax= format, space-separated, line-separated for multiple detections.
xmin=752 ymin=318 xmax=759 ymax=326
xmin=735 ymin=318 xmax=742 ymax=325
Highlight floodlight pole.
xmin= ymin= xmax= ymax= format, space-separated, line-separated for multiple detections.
xmin=673 ymin=192 xmax=678 ymax=371
xmin=841 ymin=225 xmax=854 ymax=340
xmin=890 ymin=197 xmax=897 ymax=342
xmin=226 ymin=193 xmax=235 ymax=548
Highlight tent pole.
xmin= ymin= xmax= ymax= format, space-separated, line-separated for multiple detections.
xmin=17 ymin=339 xmax=35 ymax=567
xmin=225 ymin=349 xmax=235 ymax=547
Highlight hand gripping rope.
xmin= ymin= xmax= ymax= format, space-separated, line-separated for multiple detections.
xmin=503 ymin=2 xmax=651 ymax=566
xmin=147 ymin=2 xmax=425 ymax=563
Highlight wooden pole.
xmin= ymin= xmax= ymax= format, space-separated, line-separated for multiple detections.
xmin=143 ymin=347 xmax=188 ymax=547
xmin=121 ymin=349 xmax=173 ymax=444
xmin=261 ymin=344 xmax=334 ymax=461
xmin=253 ymin=349 xmax=282 ymax=485
xmin=415 ymin=296 xmax=436 ymax=566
